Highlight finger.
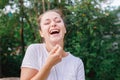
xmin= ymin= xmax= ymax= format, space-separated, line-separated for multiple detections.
xmin=56 ymin=45 xmax=63 ymax=55
xmin=56 ymin=45 xmax=67 ymax=57
xmin=59 ymin=55 xmax=62 ymax=59
xmin=49 ymin=45 xmax=59 ymax=54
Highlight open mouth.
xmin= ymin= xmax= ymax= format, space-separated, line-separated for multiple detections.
xmin=50 ymin=29 xmax=60 ymax=35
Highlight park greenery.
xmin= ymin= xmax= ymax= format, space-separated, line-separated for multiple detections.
xmin=0 ymin=0 xmax=120 ymax=80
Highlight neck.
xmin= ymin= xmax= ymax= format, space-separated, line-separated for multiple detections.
xmin=45 ymin=40 xmax=64 ymax=52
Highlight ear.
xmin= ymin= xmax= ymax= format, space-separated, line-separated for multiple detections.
xmin=39 ymin=30 xmax=44 ymax=37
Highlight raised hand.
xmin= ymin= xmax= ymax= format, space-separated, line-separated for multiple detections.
xmin=45 ymin=45 xmax=66 ymax=68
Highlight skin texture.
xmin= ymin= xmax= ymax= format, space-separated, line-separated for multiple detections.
xmin=20 ymin=10 xmax=68 ymax=80
xmin=40 ymin=11 xmax=66 ymax=52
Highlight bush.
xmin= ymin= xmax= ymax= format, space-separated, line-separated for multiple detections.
xmin=1 ymin=54 xmax=23 ymax=77
xmin=64 ymin=1 xmax=120 ymax=80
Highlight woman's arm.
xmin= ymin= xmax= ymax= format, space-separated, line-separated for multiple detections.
xmin=20 ymin=45 xmax=65 ymax=80
xmin=20 ymin=62 xmax=52 ymax=80
xmin=20 ymin=68 xmax=38 ymax=80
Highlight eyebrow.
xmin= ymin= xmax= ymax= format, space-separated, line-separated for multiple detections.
xmin=45 ymin=19 xmax=50 ymax=21
xmin=44 ymin=16 xmax=61 ymax=23
xmin=54 ymin=17 xmax=58 ymax=19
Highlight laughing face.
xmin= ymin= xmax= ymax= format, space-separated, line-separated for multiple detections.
xmin=39 ymin=11 xmax=66 ymax=43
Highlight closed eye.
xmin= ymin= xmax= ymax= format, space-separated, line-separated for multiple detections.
xmin=44 ymin=20 xmax=51 ymax=25
xmin=44 ymin=22 xmax=50 ymax=25
xmin=54 ymin=17 xmax=62 ymax=23
xmin=55 ymin=19 xmax=61 ymax=23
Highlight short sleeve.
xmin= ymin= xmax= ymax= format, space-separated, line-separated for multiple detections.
xmin=76 ymin=58 xmax=85 ymax=80
xmin=21 ymin=44 xmax=39 ymax=70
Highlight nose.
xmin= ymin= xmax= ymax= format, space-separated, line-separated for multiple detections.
xmin=51 ymin=21 xmax=57 ymax=27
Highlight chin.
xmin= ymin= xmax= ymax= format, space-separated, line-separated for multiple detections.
xmin=50 ymin=38 xmax=63 ymax=43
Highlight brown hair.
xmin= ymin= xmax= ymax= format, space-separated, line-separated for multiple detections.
xmin=37 ymin=9 xmax=64 ymax=30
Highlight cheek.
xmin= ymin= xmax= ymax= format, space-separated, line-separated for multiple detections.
xmin=41 ymin=25 xmax=49 ymax=32
xmin=63 ymin=27 xmax=66 ymax=33
xmin=41 ymin=28 xmax=50 ymax=37
xmin=61 ymin=24 xmax=66 ymax=32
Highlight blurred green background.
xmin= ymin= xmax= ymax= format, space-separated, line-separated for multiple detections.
xmin=0 ymin=0 xmax=120 ymax=80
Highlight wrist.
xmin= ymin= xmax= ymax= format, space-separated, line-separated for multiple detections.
xmin=44 ymin=62 xmax=53 ymax=70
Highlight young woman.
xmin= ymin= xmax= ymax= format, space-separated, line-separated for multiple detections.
xmin=20 ymin=9 xmax=85 ymax=80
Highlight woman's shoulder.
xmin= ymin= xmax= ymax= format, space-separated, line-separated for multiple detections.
xmin=62 ymin=53 xmax=84 ymax=70
xmin=67 ymin=53 xmax=80 ymax=59
xmin=66 ymin=52 xmax=83 ymax=64
xmin=28 ymin=43 xmax=44 ymax=47
xmin=27 ymin=43 xmax=45 ymax=49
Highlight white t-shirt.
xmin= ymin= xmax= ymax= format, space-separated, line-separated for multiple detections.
xmin=21 ymin=43 xmax=85 ymax=80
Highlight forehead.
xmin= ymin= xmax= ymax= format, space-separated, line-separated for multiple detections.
xmin=41 ymin=11 xmax=61 ymax=21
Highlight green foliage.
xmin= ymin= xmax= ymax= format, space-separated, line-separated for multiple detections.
xmin=64 ymin=0 xmax=120 ymax=80
xmin=0 ymin=0 xmax=120 ymax=80
xmin=1 ymin=54 xmax=23 ymax=77
xmin=0 ymin=0 xmax=9 ymax=9
xmin=0 ymin=2 xmax=40 ymax=77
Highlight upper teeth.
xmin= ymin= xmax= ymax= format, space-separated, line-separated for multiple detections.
xmin=50 ymin=30 xmax=59 ymax=33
